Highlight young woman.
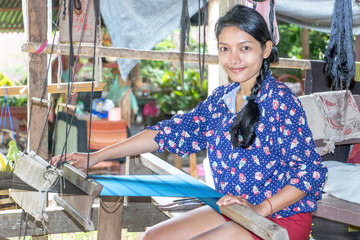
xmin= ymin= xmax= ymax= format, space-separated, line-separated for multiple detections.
xmin=53 ymin=5 xmax=327 ymax=240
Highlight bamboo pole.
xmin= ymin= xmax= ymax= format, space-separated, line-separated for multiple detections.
xmin=0 ymin=82 xmax=106 ymax=97
xmin=22 ymin=42 xmax=312 ymax=70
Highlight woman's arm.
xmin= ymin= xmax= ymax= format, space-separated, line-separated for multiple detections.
xmin=256 ymin=185 xmax=307 ymax=216
xmin=52 ymin=129 xmax=159 ymax=169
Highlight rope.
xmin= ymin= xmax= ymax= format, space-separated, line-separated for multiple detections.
xmin=197 ymin=0 xmax=207 ymax=90
xmin=86 ymin=0 xmax=101 ymax=178
xmin=180 ymin=0 xmax=190 ymax=89
xmin=0 ymin=93 xmax=17 ymax=152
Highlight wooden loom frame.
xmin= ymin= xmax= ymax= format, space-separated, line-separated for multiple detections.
xmin=1 ymin=0 xmax=308 ymax=238
xmin=5 ymin=0 xmax=359 ymax=239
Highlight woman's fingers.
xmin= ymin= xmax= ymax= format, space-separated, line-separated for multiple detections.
xmin=217 ymin=195 xmax=245 ymax=206
xmin=51 ymin=153 xmax=75 ymax=166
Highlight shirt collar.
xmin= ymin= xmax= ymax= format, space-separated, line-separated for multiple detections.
xmin=221 ymin=84 xmax=240 ymax=114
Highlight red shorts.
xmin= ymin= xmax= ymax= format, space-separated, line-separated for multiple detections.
xmin=223 ymin=212 xmax=312 ymax=240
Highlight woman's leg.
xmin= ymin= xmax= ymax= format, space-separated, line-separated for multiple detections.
xmin=142 ymin=205 xmax=254 ymax=240
xmin=190 ymin=221 xmax=254 ymax=240
xmin=142 ymin=205 xmax=226 ymax=240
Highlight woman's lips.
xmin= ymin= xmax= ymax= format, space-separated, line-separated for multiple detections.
xmin=228 ymin=67 xmax=245 ymax=73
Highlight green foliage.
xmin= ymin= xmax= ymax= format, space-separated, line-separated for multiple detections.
xmin=277 ymin=22 xmax=329 ymax=60
xmin=274 ymin=22 xmax=330 ymax=81
xmin=0 ymin=73 xmax=27 ymax=106
xmin=155 ymin=68 xmax=208 ymax=115
xmin=140 ymin=28 xmax=208 ymax=115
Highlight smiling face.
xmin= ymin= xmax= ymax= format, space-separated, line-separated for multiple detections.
xmin=218 ymin=26 xmax=272 ymax=88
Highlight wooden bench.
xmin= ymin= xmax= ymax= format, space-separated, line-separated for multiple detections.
xmin=299 ymin=92 xmax=360 ymax=228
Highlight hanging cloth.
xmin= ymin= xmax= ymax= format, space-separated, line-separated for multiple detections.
xmin=255 ymin=0 xmax=280 ymax=45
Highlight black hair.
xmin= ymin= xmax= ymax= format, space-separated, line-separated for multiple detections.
xmin=215 ymin=5 xmax=279 ymax=148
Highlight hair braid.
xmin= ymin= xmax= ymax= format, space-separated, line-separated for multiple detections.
xmin=230 ymin=59 xmax=269 ymax=148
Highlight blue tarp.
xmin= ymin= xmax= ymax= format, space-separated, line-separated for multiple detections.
xmin=100 ymin=0 xmax=206 ymax=81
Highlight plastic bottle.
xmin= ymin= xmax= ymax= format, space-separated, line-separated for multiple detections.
xmin=76 ymin=100 xmax=84 ymax=115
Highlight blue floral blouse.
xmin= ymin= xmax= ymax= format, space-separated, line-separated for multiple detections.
xmin=147 ymin=73 xmax=328 ymax=218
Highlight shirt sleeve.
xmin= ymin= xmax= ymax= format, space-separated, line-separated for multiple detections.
xmin=272 ymin=90 xmax=328 ymax=200
xmin=147 ymin=87 xmax=221 ymax=157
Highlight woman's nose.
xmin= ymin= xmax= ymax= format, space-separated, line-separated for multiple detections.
xmin=229 ymin=50 xmax=241 ymax=64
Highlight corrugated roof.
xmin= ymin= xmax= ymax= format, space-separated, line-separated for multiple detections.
xmin=0 ymin=0 xmax=58 ymax=33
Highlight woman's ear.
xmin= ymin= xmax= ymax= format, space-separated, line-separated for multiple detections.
xmin=263 ymin=40 xmax=273 ymax=59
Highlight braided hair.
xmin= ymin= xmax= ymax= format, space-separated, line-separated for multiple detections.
xmin=215 ymin=5 xmax=279 ymax=148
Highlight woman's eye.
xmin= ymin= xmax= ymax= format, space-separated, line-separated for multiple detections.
xmin=241 ymin=46 xmax=250 ymax=51
xmin=219 ymin=46 xmax=228 ymax=52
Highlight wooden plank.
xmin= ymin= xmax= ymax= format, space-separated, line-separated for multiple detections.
xmin=313 ymin=194 xmax=360 ymax=227
xmin=22 ymin=42 xmax=312 ymax=70
xmin=0 ymin=82 xmax=106 ymax=96
xmin=0 ymin=202 xmax=168 ymax=238
xmin=140 ymin=153 xmax=186 ymax=175
xmin=220 ymin=204 xmax=289 ymax=240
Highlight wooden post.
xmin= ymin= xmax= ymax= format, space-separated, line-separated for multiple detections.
xmin=301 ymin=28 xmax=310 ymax=83
xmin=28 ymin=0 xmax=48 ymax=158
xmin=215 ymin=0 xmax=246 ymax=89
xmin=356 ymin=35 xmax=360 ymax=62
xmin=27 ymin=2 xmax=49 ymax=240
xmin=207 ymin=0 xmax=220 ymax=94
xmin=189 ymin=154 xmax=198 ymax=179
xmin=174 ymin=155 xmax=183 ymax=170
xmin=97 ymin=196 xmax=124 ymax=240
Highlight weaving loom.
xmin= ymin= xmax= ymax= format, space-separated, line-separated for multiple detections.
xmin=0 ymin=1 xmax=292 ymax=239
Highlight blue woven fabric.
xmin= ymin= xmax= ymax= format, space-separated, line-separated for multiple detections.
xmin=92 ymin=174 xmax=223 ymax=212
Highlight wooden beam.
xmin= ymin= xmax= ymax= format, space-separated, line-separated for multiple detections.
xmin=22 ymin=42 xmax=312 ymax=70
xmin=0 ymin=202 xmax=168 ymax=238
xmin=0 ymin=82 xmax=106 ymax=96
xmin=22 ymin=42 xmax=218 ymax=64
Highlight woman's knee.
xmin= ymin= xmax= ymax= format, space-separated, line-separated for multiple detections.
xmin=142 ymin=226 xmax=166 ymax=240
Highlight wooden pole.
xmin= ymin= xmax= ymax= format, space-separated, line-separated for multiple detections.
xmin=356 ymin=35 xmax=360 ymax=62
xmin=27 ymin=2 xmax=49 ymax=240
xmin=301 ymin=28 xmax=310 ymax=82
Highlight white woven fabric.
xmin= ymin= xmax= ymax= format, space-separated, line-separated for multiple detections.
xmin=322 ymin=161 xmax=360 ymax=204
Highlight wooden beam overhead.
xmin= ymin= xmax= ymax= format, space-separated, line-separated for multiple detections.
xmin=22 ymin=42 xmax=312 ymax=70
xmin=0 ymin=82 xmax=106 ymax=97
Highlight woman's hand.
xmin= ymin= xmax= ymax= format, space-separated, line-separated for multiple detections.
xmin=216 ymin=195 xmax=265 ymax=216
xmin=51 ymin=152 xmax=91 ymax=169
